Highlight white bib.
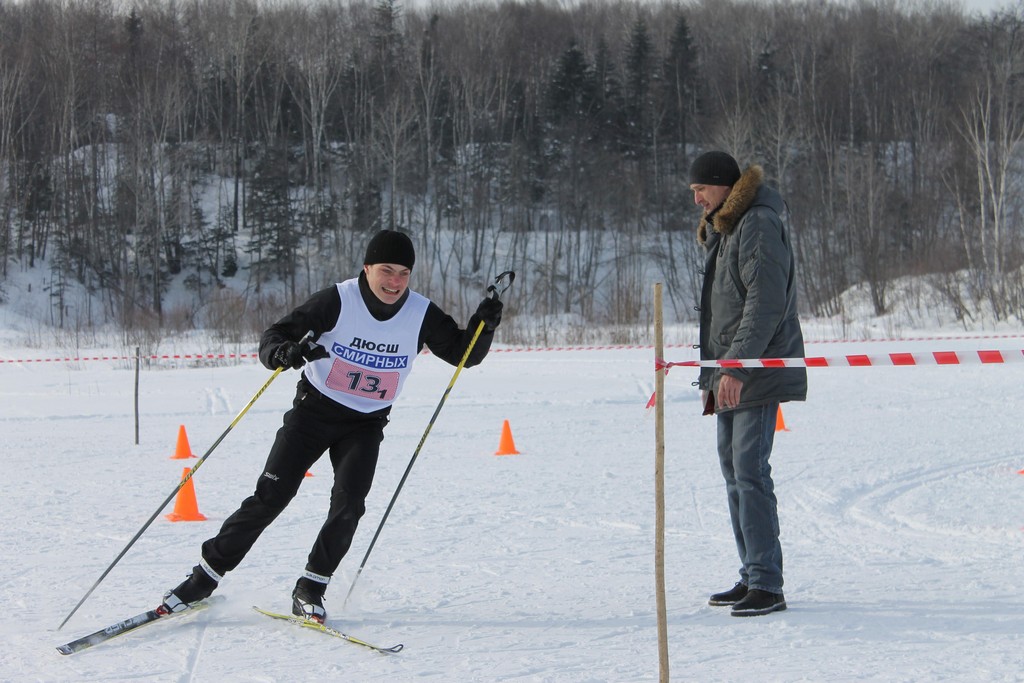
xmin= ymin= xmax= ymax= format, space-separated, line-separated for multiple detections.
xmin=303 ymin=278 xmax=429 ymax=413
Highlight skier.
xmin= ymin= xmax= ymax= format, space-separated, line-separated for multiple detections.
xmin=161 ymin=229 xmax=503 ymax=623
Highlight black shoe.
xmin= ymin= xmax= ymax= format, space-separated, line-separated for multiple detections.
xmin=730 ymin=589 xmax=786 ymax=617
xmin=708 ymin=582 xmax=748 ymax=606
xmin=292 ymin=577 xmax=327 ymax=624
xmin=162 ymin=563 xmax=219 ymax=613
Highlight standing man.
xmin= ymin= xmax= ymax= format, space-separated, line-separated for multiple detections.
xmin=690 ymin=151 xmax=807 ymax=616
xmin=161 ymin=229 xmax=504 ymax=623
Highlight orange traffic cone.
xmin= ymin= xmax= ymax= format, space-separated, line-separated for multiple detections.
xmin=495 ymin=419 xmax=521 ymax=456
xmin=170 ymin=425 xmax=195 ymax=459
xmin=775 ymin=407 xmax=790 ymax=433
xmin=165 ymin=468 xmax=207 ymax=522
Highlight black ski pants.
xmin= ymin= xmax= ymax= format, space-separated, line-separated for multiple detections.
xmin=201 ymin=380 xmax=388 ymax=583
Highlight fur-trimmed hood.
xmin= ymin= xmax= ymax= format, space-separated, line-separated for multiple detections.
xmin=697 ymin=164 xmax=764 ymax=246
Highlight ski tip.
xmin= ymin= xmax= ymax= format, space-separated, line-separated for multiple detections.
xmin=56 ymin=645 xmax=73 ymax=656
xmin=253 ymin=605 xmax=404 ymax=654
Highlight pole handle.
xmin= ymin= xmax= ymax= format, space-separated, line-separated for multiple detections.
xmin=487 ymin=271 xmax=515 ymax=300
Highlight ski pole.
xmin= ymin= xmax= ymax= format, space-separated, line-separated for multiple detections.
xmin=343 ymin=272 xmax=515 ymax=608
xmin=57 ymin=331 xmax=314 ymax=630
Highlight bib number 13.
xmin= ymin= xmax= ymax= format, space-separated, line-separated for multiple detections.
xmin=325 ymin=359 xmax=400 ymax=401
xmin=346 ymin=370 xmax=388 ymax=399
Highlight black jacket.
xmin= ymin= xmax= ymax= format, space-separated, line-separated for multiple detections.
xmin=259 ymin=273 xmax=494 ymax=372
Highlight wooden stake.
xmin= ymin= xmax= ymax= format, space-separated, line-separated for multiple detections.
xmin=654 ymin=283 xmax=669 ymax=682
xmin=134 ymin=346 xmax=140 ymax=446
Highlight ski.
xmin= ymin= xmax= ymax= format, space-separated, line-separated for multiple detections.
xmin=56 ymin=596 xmax=223 ymax=655
xmin=252 ymin=606 xmax=403 ymax=654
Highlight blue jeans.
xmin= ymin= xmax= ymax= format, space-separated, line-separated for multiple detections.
xmin=717 ymin=402 xmax=783 ymax=594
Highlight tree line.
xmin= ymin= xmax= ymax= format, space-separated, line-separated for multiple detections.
xmin=1 ymin=0 xmax=1022 ymax=343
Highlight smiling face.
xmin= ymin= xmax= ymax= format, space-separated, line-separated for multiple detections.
xmin=363 ymin=263 xmax=411 ymax=304
xmin=690 ymin=183 xmax=732 ymax=213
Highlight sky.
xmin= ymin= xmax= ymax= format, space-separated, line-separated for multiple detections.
xmin=954 ymin=0 xmax=1015 ymax=13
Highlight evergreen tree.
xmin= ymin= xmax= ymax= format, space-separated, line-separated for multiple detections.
xmin=662 ymin=14 xmax=696 ymax=158
xmin=593 ymin=36 xmax=626 ymax=151
xmin=624 ymin=17 xmax=655 ymax=156
xmin=547 ymin=40 xmax=598 ymax=128
xmin=245 ymin=146 xmax=298 ymax=293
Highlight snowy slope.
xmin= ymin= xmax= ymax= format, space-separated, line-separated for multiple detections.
xmin=1 ymin=334 xmax=1023 ymax=682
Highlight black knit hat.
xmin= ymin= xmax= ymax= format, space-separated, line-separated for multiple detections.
xmin=689 ymin=151 xmax=741 ymax=186
xmin=363 ymin=230 xmax=415 ymax=269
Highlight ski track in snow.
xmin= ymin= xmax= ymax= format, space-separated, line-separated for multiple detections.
xmin=1 ymin=343 xmax=1023 ymax=681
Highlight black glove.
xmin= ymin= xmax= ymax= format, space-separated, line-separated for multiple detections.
xmin=475 ymin=296 xmax=503 ymax=331
xmin=275 ymin=340 xmax=330 ymax=369
xmin=272 ymin=341 xmax=306 ymax=370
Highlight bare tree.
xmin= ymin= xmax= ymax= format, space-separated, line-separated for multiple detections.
xmin=953 ymin=13 xmax=1024 ymax=318
xmin=3 ymin=0 xmax=1024 ymax=339
xmin=0 ymin=52 xmax=25 ymax=279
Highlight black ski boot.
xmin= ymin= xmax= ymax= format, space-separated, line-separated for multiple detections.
xmin=162 ymin=562 xmax=219 ymax=613
xmin=292 ymin=576 xmax=327 ymax=624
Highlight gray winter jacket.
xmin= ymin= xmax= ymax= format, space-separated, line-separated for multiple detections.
xmin=696 ymin=165 xmax=807 ymax=411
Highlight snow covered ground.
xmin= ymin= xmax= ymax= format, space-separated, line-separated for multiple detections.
xmin=2 ymin=325 xmax=1023 ymax=682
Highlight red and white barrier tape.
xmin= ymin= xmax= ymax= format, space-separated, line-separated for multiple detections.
xmin=0 ymin=353 xmax=260 ymax=364
xmin=646 ymin=349 xmax=1024 ymax=409
xmin=5 ymin=338 xmax=1024 ymax=366
xmin=658 ymin=349 xmax=1024 ymax=370
xmin=0 ymin=346 xmax=694 ymax=364
xmin=803 ymin=333 xmax=1024 ymax=344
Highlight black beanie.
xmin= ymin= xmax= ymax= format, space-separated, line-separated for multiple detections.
xmin=363 ymin=230 xmax=415 ymax=270
xmin=689 ymin=151 xmax=741 ymax=186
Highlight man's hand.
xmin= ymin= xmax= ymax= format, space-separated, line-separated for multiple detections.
xmin=273 ymin=341 xmax=305 ymax=370
xmin=716 ymin=374 xmax=743 ymax=409
xmin=475 ymin=297 xmax=503 ymax=331
xmin=273 ymin=339 xmax=330 ymax=370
